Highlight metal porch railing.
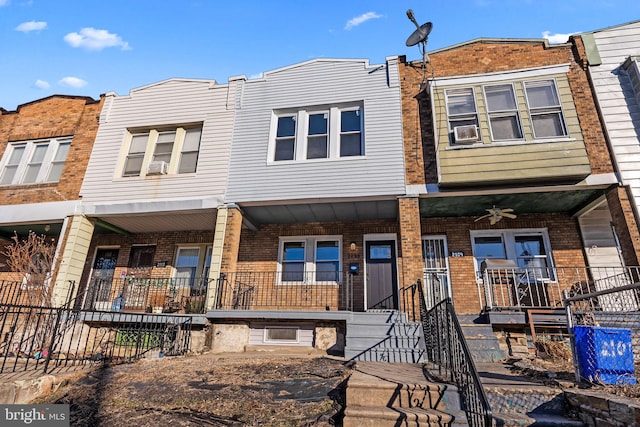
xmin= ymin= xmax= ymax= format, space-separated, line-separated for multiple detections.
xmin=479 ymin=265 xmax=640 ymax=311
xmin=214 ymin=271 xmax=354 ymax=311
xmin=0 ymin=280 xmax=194 ymax=374
xmin=417 ymin=279 xmax=493 ymax=427
xmin=82 ymin=276 xmax=209 ymax=314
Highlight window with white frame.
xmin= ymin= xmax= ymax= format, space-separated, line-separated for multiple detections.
xmin=0 ymin=137 xmax=72 ymax=186
xmin=471 ymin=229 xmax=553 ymax=279
xmin=270 ymin=105 xmax=363 ymax=162
xmin=484 ymin=84 xmax=523 ymax=141
xmin=443 ymin=77 xmax=570 ymax=146
xmin=524 ymin=79 xmax=567 ymax=138
xmin=279 ymin=236 xmax=341 ymax=283
xmin=445 ymin=87 xmax=480 ymax=142
xmin=174 ymin=245 xmax=212 ymax=290
xmin=122 ymin=125 xmax=202 ymax=177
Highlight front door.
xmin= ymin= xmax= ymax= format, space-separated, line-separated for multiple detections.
xmin=366 ymin=241 xmax=398 ymax=309
xmin=88 ymin=248 xmax=119 ymax=308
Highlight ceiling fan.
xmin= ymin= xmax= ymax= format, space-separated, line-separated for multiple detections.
xmin=474 ymin=206 xmax=517 ymax=225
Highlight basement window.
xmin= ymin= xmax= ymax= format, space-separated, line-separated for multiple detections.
xmin=264 ymin=327 xmax=299 ymax=343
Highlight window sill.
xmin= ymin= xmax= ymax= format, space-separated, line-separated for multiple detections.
xmin=446 ymin=137 xmax=575 ymax=150
xmin=0 ymin=181 xmax=60 ymax=189
xmin=267 ymin=156 xmax=366 ymax=166
xmin=114 ymin=172 xmax=197 ymax=181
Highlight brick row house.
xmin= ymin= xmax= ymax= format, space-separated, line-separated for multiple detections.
xmin=0 ymin=95 xmax=104 ymax=305
xmin=1 ymin=28 xmax=639 ymax=359
xmin=399 ymin=35 xmax=640 ymax=355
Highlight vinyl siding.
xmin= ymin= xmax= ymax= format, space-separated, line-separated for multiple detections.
xmin=80 ymin=79 xmax=235 ymax=203
xmin=225 ymin=59 xmax=405 ymax=203
xmin=435 ymin=73 xmax=590 ymax=186
xmin=589 ymin=21 xmax=640 ymax=211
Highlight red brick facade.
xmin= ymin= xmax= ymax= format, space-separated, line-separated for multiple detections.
xmin=0 ymin=95 xmax=104 ymax=205
xmin=398 ymin=39 xmax=640 ymax=314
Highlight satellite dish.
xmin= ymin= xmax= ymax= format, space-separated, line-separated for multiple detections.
xmin=405 ymin=9 xmax=433 ymax=70
xmin=406 ymin=21 xmax=432 ymax=47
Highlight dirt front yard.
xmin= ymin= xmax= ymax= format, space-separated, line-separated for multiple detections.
xmin=35 ymin=352 xmax=352 ymax=426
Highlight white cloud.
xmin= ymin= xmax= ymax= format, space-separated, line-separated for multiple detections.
xmin=0 ymin=0 xmax=9 ymax=6
xmin=64 ymin=27 xmax=131 ymax=51
xmin=345 ymin=12 xmax=382 ymax=30
xmin=249 ymin=72 xmax=264 ymax=79
xmin=15 ymin=21 xmax=47 ymax=32
xmin=58 ymin=77 xmax=88 ymax=88
xmin=542 ymin=31 xmax=574 ymax=44
xmin=34 ymin=79 xmax=50 ymax=89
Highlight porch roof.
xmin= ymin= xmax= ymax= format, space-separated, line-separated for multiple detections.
xmin=239 ymin=199 xmax=398 ymax=226
xmin=419 ymin=187 xmax=605 ymax=218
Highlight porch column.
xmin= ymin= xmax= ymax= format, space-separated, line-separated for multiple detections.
xmin=606 ymin=185 xmax=640 ymax=266
xmin=206 ymin=204 xmax=243 ymax=310
xmin=398 ymin=196 xmax=423 ymax=316
xmin=52 ymin=214 xmax=95 ymax=307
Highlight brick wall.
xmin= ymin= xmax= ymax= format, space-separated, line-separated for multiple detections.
xmin=421 ymin=213 xmax=586 ymax=314
xmin=0 ymin=95 xmax=103 ymax=204
xmin=399 ymin=38 xmax=616 ymax=184
xmin=76 ymin=230 xmax=215 ymax=295
xmin=235 ymin=219 xmax=399 ymax=313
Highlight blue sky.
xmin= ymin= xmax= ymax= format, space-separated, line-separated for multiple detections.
xmin=1 ymin=0 xmax=639 ymax=111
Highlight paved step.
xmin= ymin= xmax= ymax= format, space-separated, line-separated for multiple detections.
xmin=344 ymin=362 xmax=468 ymax=427
xmin=347 ymin=370 xmax=446 ymax=410
xmin=459 ymin=324 xmax=507 ymax=363
xmin=344 ymin=405 xmax=455 ymax=427
xmin=477 ymin=363 xmax=585 ymax=427
xmin=492 ymin=412 xmax=585 ymax=427
xmin=345 ymin=310 xmax=425 ymax=363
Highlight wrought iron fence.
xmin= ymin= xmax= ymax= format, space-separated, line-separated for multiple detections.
xmin=479 ymin=266 xmax=640 ymax=311
xmin=0 ymin=280 xmax=194 ymax=375
xmin=565 ymin=282 xmax=640 ymax=386
xmin=418 ymin=280 xmax=492 ymax=427
xmin=214 ymin=271 xmax=353 ymax=311
xmin=82 ymin=276 xmax=208 ymax=314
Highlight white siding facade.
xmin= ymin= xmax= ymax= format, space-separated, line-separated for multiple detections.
xmin=225 ymin=58 xmax=406 ymax=203
xmin=80 ymin=78 xmax=237 ymax=204
xmin=587 ymin=21 xmax=640 ymax=211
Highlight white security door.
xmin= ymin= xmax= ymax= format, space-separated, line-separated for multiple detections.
xmin=422 ymin=236 xmax=451 ymax=309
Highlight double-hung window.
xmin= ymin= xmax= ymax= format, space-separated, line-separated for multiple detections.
xmin=123 ymin=133 xmax=149 ymax=176
xmin=445 ymin=88 xmax=479 ymax=142
xmin=174 ymin=245 xmax=212 ymax=291
xmin=279 ymin=236 xmax=342 ymax=283
xmin=307 ymin=112 xmax=329 ymax=159
xmin=524 ymin=79 xmax=567 ymax=138
xmin=484 ymin=84 xmax=522 ymax=140
xmin=0 ymin=137 xmax=72 ymax=186
xmin=340 ymin=108 xmax=363 ymax=156
xmin=122 ymin=125 xmax=202 ymax=177
xmin=271 ymin=105 xmax=363 ymax=162
xmin=275 ymin=115 xmax=297 ymax=161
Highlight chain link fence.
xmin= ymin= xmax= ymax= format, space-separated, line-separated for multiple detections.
xmin=565 ymin=282 xmax=640 ymax=385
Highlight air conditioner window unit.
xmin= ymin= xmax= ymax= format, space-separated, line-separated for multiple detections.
xmin=453 ymin=125 xmax=479 ymax=143
xmin=147 ymin=160 xmax=168 ymax=175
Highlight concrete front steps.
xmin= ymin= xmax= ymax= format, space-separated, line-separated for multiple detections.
xmin=344 ymin=310 xmax=425 ymax=363
xmin=343 ymin=361 xmax=468 ymax=427
xmin=457 ymin=315 xmax=507 ymax=364
xmin=477 ymin=363 xmax=585 ymax=427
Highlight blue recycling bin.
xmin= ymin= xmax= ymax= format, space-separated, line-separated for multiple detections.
xmin=574 ymin=326 xmax=636 ymax=385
